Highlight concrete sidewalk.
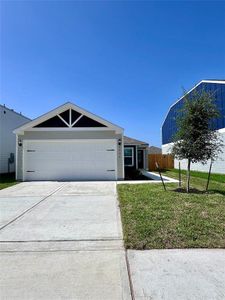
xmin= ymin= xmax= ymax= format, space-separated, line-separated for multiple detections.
xmin=128 ymin=249 xmax=225 ymax=300
xmin=0 ymin=182 xmax=131 ymax=300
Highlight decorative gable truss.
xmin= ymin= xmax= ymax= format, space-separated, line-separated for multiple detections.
xmin=13 ymin=102 xmax=123 ymax=134
xmin=34 ymin=109 xmax=106 ymax=128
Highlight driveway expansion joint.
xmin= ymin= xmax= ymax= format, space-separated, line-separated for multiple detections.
xmin=0 ymin=183 xmax=67 ymax=232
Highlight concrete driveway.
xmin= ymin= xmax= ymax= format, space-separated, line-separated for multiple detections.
xmin=0 ymin=182 xmax=131 ymax=300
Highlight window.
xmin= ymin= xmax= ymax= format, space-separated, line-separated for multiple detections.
xmin=124 ymin=147 xmax=134 ymax=166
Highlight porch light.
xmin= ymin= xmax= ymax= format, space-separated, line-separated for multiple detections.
xmin=118 ymin=139 xmax=122 ymax=146
xmin=18 ymin=139 xmax=23 ymax=147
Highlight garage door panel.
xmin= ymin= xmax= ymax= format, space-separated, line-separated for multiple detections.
xmin=24 ymin=140 xmax=117 ymax=181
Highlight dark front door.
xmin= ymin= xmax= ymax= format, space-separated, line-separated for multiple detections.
xmin=138 ymin=150 xmax=144 ymax=169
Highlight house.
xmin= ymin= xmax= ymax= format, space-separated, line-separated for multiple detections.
xmin=162 ymin=79 xmax=225 ymax=174
xmin=124 ymin=136 xmax=149 ymax=171
xmin=148 ymin=146 xmax=162 ymax=154
xmin=0 ymin=104 xmax=30 ymax=174
xmin=14 ymin=102 xmax=149 ymax=181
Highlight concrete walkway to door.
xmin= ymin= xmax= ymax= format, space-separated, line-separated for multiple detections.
xmin=0 ymin=181 xmax=131 ymax=300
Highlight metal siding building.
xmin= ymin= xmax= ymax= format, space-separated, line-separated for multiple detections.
xmin=162 ymin=80 xmax=225 ymax=174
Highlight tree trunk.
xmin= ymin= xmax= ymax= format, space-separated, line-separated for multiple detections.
xmin=186 ymin=159 xmax=191 ymax=193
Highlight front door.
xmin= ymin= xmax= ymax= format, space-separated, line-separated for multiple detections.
xmin=138 ymin=149 xmax=144 ymax=169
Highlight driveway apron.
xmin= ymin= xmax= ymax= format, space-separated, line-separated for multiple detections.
xmin=0 ymin=181 xmax=131 ymax=300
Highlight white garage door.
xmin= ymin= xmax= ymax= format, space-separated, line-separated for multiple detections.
xmin=23 ymin=139 xmax=117 ymax=181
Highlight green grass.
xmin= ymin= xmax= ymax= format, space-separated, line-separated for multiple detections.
xmin=0 ymin=173 xmax=18 ymax=190
xmin=118 ymin=169 xmax=225 ymax=249
xmin=166 ymin=168 xmax=225 ymax=183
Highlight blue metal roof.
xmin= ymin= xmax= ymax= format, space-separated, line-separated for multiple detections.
xmin=162 ymin=81 xmax=225 ymax=145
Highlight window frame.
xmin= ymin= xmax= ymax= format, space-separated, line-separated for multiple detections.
xmin=124 ymin=147 xmax=134 ymax=167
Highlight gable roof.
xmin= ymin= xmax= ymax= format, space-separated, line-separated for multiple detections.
xmin=13 ymin=102 xmax=123 ymax=134
xmin=148 ymin=146 xmax=162 ymax=154
xmin=124 ymin=136 xmax=149 ymax=146
xmin=161 ymin=79 xmax=225 ymax=128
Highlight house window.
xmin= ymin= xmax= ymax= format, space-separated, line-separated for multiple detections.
xmin=124 ymin=147 xmax=134 ymax=166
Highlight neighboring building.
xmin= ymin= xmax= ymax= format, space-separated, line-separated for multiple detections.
xmin=124 ymin=136 xmax=149 ymax=171
xmin=0 ymin=104 xmax=30 ymax=174
xmin=162 ymin=80 xmax=225 ymax=174
xmin=148 ymin=146 xmax=162 ymax=154
xmin=14 ymin=102 xmax=149 ymax=181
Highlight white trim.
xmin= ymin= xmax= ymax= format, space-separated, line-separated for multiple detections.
xmin=25 ymin=127 xmax=114 ymax=132
xmin=69 ymin=108 xmax=72 ymax=127
xmin=121 ymin=136 xmax=125 ymax=179
xmin=57 ymin=114 xmax=70 ymax=127
xmin=22 ymin=141 xmax=25 ymax=182
xmin=71 ymin=114 xmax=83 ymax=127
xmin=124 ymin=147 xmax=134 ymax=167
xmin=201 ymin=80 xmax=225 ymax=84
xmin=14 ymin=102 xmax=124 ymax=134
xmin=22 ymin=138 xmax=117 ymax=142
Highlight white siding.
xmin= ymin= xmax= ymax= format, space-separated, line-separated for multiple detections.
xmin=0 ymin=105 xmax=30 ymax=173
xmin=162 ymin=129 xmax=225 ymax=174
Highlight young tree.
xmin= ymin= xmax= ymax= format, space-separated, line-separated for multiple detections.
xmin=172 ymin=89 xmax=223 ymax=193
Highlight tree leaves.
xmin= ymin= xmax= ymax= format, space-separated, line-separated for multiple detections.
xmin=172 ymin=89 xmax=223 ymax=164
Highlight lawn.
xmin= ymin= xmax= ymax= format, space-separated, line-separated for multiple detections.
xmin=118 ymin=169 xmax=225 ymax=249
xmin=0 ymin=173 xmax=18 ymax=190
xmin=165 ymin=168 xmax=225 ymax=184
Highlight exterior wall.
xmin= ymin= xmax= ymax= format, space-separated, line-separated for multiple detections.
xmin=124 ymin=144 xmax=148 ymax=171
xmin=16 ymin=130 xmax=124 ymax=180
xmin=162 ymin=129 xmax=225 ymax=174
xmin=0 ymin=105 xmax=30 ymax=173
xmin=162 ymin=143 xmax=173 ymax=155
xmin=162 ymin=81 xmax=225 ymax=145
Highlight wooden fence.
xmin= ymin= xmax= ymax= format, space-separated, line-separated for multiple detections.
xmin=148 ymin=154 xmax=174 ymax=171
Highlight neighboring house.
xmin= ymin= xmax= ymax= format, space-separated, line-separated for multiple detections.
xmin=162 ymin=79 xmax=225 ymax=174
xmin=148 ymin=146 xmax=162 ymax=154
xmin=0 ymin=104 xmax=30 ymax=174
xmin=124 ymin=136 xmax=149 ymax=171
xmin=14 ymin=102 xmax=149 ymax=181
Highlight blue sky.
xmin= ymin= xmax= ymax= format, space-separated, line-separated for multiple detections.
xmin=1 ymin=1 xmax=225 ymax=146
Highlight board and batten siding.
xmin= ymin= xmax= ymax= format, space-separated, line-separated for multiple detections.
xmin=0 ymin=105 xmax=30 ymax=174
xmin=16 ymin=130 xmax=124 ymax=180
xmin=162 ymin=128 xmax=225 ymax=174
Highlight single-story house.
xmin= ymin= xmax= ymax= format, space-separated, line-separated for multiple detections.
xmin=14 ymin=102 xmax=149 ymax=181
xmin=124 ymin=136 xmax=149 ymax=171
xmin=148 ymin=146 xmax=162 ymax=154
